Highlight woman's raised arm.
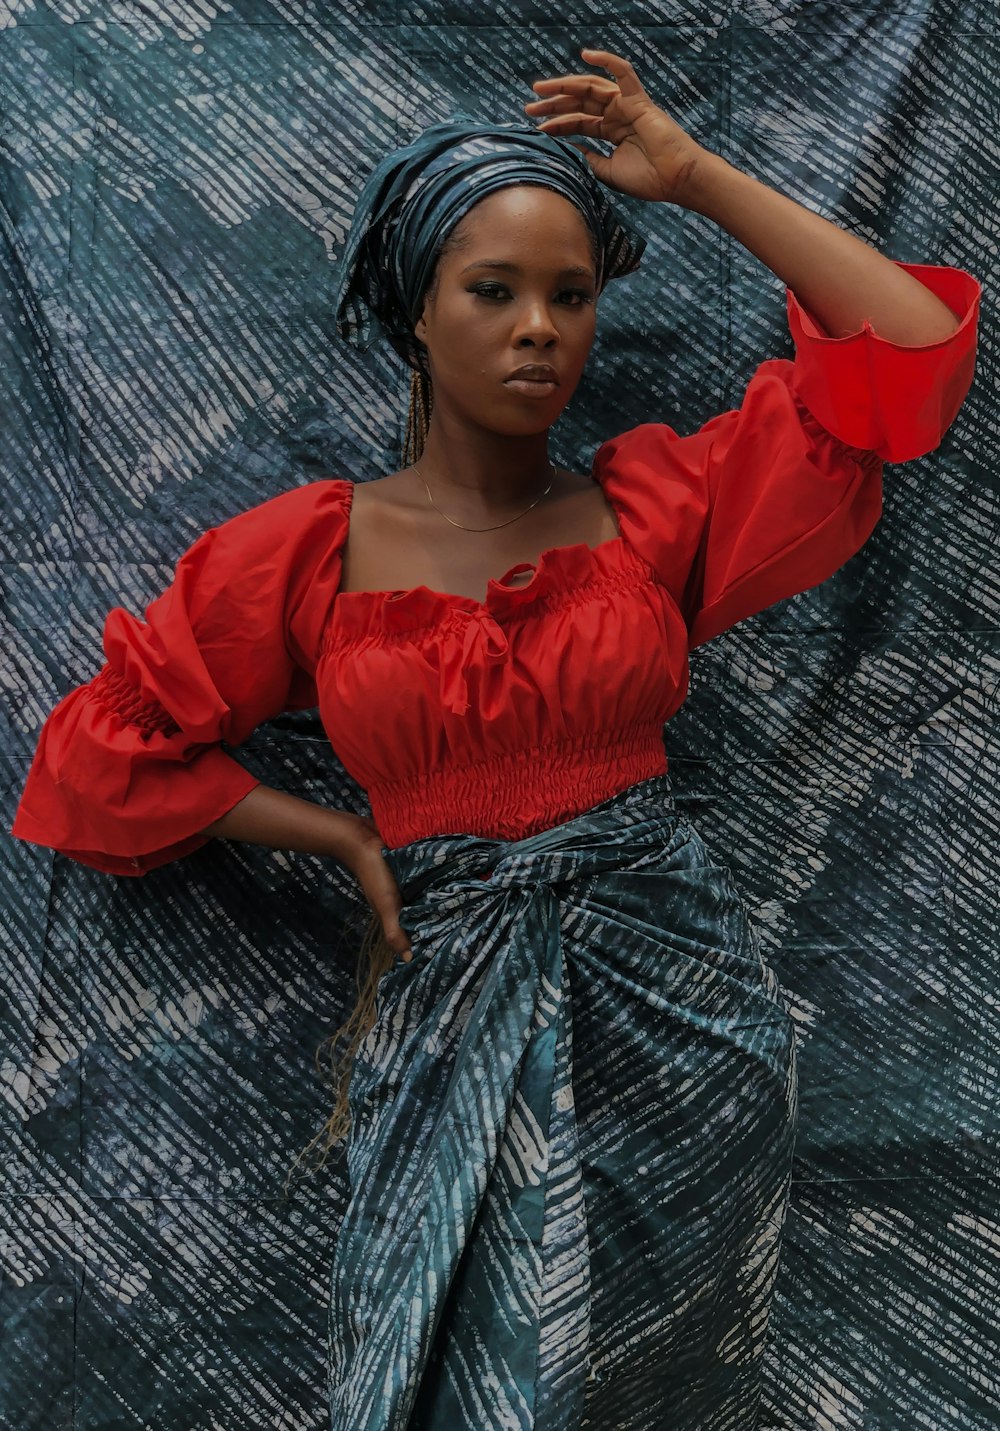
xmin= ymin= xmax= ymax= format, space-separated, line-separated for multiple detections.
xmin=526 ymin=46 xmax=960 ymax=344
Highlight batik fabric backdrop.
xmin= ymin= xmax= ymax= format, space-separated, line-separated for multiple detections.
xmin=2 ymin=3 xmax=997 ymax=1428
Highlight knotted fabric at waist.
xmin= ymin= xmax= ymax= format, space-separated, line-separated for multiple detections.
xmin=381 ymin=766 xmax=692 ymax=918
xmin=330 ymin=767 xmax=798 ymax=1430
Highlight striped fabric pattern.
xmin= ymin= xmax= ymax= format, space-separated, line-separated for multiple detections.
xmin=329 ymin=774 xmax=798 ymax=1428
xmin=2 ymin=4 xmax=996 ymax=1427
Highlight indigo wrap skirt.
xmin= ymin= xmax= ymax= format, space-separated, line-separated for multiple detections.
xmin=328 ymin=774 xmax=799 ymax=1430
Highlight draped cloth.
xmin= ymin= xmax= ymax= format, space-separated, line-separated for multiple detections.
xmin=328 ymin=773 xmax=799 ymax=1430
xmin=329 ymin=113 xmax=647 ymax=377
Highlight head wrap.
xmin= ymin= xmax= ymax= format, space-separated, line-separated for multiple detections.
xmin=330 ymin=112 xmax=647 ymax=376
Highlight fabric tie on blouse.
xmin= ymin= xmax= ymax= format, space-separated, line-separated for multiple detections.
xmin=438 ymin=605 xmax=517 ymax=717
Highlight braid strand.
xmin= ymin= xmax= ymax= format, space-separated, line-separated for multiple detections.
xmin=403 ymin=365 xmax=433 ymax=467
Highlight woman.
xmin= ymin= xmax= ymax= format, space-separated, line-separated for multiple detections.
xmin=11 ymin=46 xmax=980 ymax=1431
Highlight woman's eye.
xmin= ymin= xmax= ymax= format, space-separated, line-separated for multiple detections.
xmin=470 ymin=284 xmax=593 ymax=305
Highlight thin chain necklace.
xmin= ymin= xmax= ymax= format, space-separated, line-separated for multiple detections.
xmin=410 ymin=460 xmax=557 ymax=532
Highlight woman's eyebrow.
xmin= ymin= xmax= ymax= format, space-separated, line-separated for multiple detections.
xmin=459 ymin=260 xmax=594 ymax=278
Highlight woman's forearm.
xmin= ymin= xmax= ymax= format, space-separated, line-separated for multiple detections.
xmin=680 ymin=151 xmax=960 ymax=344
xmin=201 ymin=783 xmax=366 ymax=864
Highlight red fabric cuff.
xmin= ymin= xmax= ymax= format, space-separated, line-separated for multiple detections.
xmin=786 ymin=261 xmax=981 ymax=463
xmin=11 ymin=745 xmax=260 ymax=877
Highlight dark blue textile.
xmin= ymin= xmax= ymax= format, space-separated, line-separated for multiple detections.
xmin=5 ymin=14 xmax=995 ymax=1429
xmin=329 ymin=774 xmax=799 ymax=1429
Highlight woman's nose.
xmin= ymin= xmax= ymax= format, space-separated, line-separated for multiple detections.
xmin=512 ymin=300 xmax=559 ymax=343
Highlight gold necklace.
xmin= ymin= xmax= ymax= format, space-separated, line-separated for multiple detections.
xmin=410 ymin=460 xmax=557 ymax=532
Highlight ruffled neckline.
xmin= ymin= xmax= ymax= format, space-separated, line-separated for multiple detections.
xmin=326 ymin=476 xmax=651 ymax=637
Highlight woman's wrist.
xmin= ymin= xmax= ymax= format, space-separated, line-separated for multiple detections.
xmin=202 ymin=783 xmax=374 ymax=866
xmin=670 ymin=149 xmax=960 ymax=343
xmin=669 ymin=148 xmax=740 ymax=216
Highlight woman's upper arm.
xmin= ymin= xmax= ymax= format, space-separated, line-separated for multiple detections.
xmin=593 ymin=260 xmax=981 ymax=650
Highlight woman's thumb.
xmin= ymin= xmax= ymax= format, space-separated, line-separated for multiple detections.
xmin=382 ymin=916 xmax=413 ymax=963
xmin=570 ymin=142 xmax=611 ymax=182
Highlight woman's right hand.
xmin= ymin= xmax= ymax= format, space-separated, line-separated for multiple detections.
xmin=525 ymin=47 xmax=712 ymax=207
xmin=336 ymin=815 xmax=414 ymax=963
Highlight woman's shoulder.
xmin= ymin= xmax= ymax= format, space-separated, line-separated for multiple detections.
xmin=210 ymin=474 xmax=354 ymax=537
xmin=173 ymin=478 xmax=356 ymax=584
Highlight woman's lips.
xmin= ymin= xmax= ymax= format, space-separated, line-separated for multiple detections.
xmin=503 ymin=378 xmax=559 ymax=397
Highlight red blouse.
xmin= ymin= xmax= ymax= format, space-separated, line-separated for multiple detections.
xmin=10 ymin=261 xmax=980 ymax=874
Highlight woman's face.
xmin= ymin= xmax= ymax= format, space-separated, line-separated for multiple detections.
xmin=412 ymin=185 xmax=599 ymax=434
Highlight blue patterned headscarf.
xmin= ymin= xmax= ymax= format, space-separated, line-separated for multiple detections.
xmin=330 ymin=113 xmax=647 ymax=377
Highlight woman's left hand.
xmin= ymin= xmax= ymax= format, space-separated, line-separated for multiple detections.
xmin=524 ymin=47 xmax=713 ymax=207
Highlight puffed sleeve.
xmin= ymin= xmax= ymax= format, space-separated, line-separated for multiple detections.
xmin=593 ymin=260 xmax=981 ymax=650
xmin=10 ymin=478 xmax=351 ymax=876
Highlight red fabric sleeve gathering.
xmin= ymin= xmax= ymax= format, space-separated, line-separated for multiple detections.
xmin=785 ymin=262 xmax=980 ymax=462
xmin=10 ymin=479 xmax=350 ymax=876
xmin=594 ymin=261 xmax=980 ymax=651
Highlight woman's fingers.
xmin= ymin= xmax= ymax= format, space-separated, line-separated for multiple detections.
xmin=530 ymin=48 xmax=647 ymax=100
xmin=526 ymin=47 xmax=703 ymax=204
xmin=345 ymin=835 xmax=415 ymax=963
xmin=381 ymin=908 xmax=413 ymax=962
xmin=579 ymin=47 xmax=649 ymax=96
xmin=531 ymin=112 xmax=609 ymax=139
xmin=530 ymin=76 xmax=619 ymax=101
xmin=377 ymin=883 xmax=413 ymax=962
xmin=385 ymin=917 xmax=413 ymax=962
xmin=525 ymin=91 xmax=615 ymax=117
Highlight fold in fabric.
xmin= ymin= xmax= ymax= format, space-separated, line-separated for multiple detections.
xmin=785 ymin=261 xmax=980 ymax=464
xmin=10 ymin=481 xmax=349 ymax=875
xmin=328 ymin=773 xmax=799 ymax=1430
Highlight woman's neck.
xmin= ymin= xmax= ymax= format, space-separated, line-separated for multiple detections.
xmin=412 ymin=426 xmax=556 ymax=508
